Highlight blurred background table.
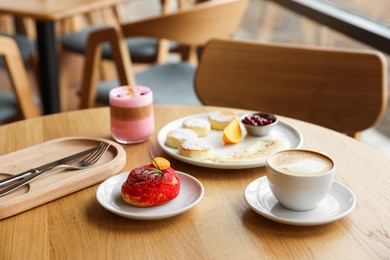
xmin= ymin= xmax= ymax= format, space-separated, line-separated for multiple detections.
xmin=0 ymin=0 xmax=130 ymax=114
xmin=0 ymin=105 xmax=389 ymax=258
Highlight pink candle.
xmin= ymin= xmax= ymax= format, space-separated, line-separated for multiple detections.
xmin=109 ymin=86 xmax=154 ymax=144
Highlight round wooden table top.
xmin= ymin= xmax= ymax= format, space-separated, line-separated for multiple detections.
xmin=1 ymin=105 xmax=389 ymax=259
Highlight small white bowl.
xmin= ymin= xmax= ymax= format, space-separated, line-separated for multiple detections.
xmin=241 ymin=112 xmax=278 ymax=136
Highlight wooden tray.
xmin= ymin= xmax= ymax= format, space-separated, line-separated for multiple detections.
xmin=0 ymin=137 xmax=126 ymax=219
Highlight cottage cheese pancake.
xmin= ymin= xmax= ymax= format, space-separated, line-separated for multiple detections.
xmin=165 ymin=128 xmax=198 ymax=148
xmin=178 ymin=140 xmax=213 ymax=160
xmin=208 ymin=111 xmax=237 ymax=130
xmin=182 ymin=118 xmax=211 ymax=137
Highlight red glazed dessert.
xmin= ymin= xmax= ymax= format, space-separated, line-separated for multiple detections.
xmin=121 ymin=158 xmax=180 ymax=207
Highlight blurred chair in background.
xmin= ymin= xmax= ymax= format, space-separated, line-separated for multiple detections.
xmin=195 ymin=38 xmax=388 ymax=138
xmin=60 ymin=0 xmax=188 ymax=110
xmin=0 ymin=35 xmax=40 ymax=123
xmin=0 ymin=15 xmax=36 ymax=66
xmin=60 ymin=0 xmax=185 ymax=75
xmin=80 ymin=0 xmax=248 ymax=108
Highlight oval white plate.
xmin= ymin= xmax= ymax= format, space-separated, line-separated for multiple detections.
xmin=244 ymin=176 xmax=356 ymax=226
xmin=157 ymin=113 xmax=303 ymax=169
xmin=96 ymin=171 xmax=204 ymax=220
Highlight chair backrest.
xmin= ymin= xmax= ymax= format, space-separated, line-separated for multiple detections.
xmin=120 ymin=0 xmax=247 ymax=45
xmin=0 ymin=35 xmax=39 ymax=121
xmin=81 ymin=0 xmax=248 ymax=108
xmin=121 ymin=0 xmax=247 ymax=64
xmin=195 ymin=38 xmax=388 ymax=138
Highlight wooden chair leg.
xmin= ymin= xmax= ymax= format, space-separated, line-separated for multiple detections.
xmin=156 ymin=39 xmax=170 ymax=64
xmin=187 ymin=45 xmax=198 ymax=64
xmin=0 ymin=15 xmax=15 ymax=34
xmin=98 ymin=61 xmax=113 ymax=81
xmin=1 ymin=36 xmax=40 ymax=118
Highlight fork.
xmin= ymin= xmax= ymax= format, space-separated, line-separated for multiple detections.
xmin=0 ymin=142 xmax=110 ymax=197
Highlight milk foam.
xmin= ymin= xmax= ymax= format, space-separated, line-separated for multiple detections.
xmin=269 ymin=150 xmax=333 ymax=176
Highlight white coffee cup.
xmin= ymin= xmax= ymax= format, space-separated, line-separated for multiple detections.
xmin=266 ymin=149 xmax=335 ymax=211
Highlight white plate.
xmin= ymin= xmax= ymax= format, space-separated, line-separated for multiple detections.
xmin=244 ymin=176 xmax=356 ymax=226
xmin=96 ymin=171 xmax=204 ymax=220
xmin=157 ymin=112 xmax=303 ymax=169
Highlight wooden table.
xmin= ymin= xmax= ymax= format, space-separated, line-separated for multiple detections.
xmin=1 ymin=105 xmax=389 ymax=259
xmin=0 ymin=0 xmax=129 ymax=114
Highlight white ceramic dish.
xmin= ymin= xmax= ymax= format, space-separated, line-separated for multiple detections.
xmin=96 ymin=171 xmax=204 ymax=220
xmin=157 ymin=113 xmax=303 ymax=169
xmin=244 ymin=176 xmax=356 ymax=226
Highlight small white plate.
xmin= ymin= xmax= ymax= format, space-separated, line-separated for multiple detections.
xmin=244 ymin=176 xmax=356 ymax=226
xmin=96 ymin=171 xmax=204 ymax=220
xmin=157 ymin=113 xmax=303 ymax=169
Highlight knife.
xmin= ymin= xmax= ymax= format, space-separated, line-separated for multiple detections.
xmin=0 ymin=145 xmax=99 ymax=188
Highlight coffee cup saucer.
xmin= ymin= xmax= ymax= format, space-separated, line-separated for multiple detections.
xmin=244 ymin=176 xmax=356 ymax=226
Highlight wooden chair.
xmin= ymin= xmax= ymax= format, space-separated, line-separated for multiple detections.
xmin=0 ymin=15 xmax=36 ymax=65
xmin=61 ymin=0 xmax=185 ymax=68
xmin=195 ymin=38 xmax=388 ymax=138
xmin=80 ymin=0 xmax=248 ymax=108
xmin=60 ymin=0 xmax=187 ymax=111
xmin=0 ymin=35 xmax=40 ymax=123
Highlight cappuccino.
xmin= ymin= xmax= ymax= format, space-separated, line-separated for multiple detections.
xmin=267 ymin=150 xmax=333 ymax=176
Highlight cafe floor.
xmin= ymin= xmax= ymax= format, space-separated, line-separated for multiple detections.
xmin=1 ymin=0 xmax=390 ymax=154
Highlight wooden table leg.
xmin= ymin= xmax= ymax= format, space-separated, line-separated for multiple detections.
xmin=36 ymin=20 xmax=61 ymax=114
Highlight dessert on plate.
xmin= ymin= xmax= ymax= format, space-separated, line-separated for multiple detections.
xmin=182 ymin=118 xmax=211 ymax=137
xmin=165 ymin=128 xmax=198 ymax=148
xmin=208 ymin=111 xmax=237 ymax=130
xmin=178 ymin=139 xmax=213 ymax=160
xmin=121 ymin=157 xmax=180 ymax=207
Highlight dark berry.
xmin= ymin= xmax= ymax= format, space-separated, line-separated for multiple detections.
xmin=242 ymin=114 xmax=274 ymax=126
